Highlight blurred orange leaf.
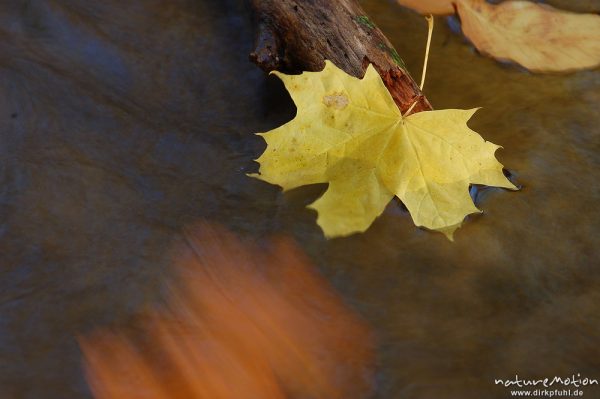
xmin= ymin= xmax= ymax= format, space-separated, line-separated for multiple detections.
xmin=79 ymin=224 xmax=374 ymax=399
xmin=395 ymin=0 xmax=455 ymax=15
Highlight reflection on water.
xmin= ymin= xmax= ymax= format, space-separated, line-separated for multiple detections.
xmin=0 ymin=0 xmax=598 ymax=398
xmin=80 ymin=223 xmax=373 ymax=399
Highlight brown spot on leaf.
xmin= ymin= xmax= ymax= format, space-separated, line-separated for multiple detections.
xmin=322 ymin=92 xmax=349 ymax=110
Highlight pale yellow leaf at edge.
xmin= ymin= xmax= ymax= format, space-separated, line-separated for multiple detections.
xmin=456 ymin=0 xmax=600 ymax=72
xmin=250 ymin=61 xmax=517 ymax=240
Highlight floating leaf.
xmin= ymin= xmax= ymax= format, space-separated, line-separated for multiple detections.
xmin=251 ymin=61 xmax=515 ymax=239
xmin=456 ymin=0 xmax=600 ymax=72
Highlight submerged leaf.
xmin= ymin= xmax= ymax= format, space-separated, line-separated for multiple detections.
xmin=251 ymin=61 xmax=516 ymax=239
xmin=456 ymin=0 xmax=600 ymax=72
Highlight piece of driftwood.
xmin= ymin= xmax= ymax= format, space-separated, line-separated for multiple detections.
xmin=248 ymin=0 xmax=432 ymax=113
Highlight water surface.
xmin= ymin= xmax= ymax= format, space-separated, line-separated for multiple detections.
xmin=0 ymin=0 xmax=599 ymax=398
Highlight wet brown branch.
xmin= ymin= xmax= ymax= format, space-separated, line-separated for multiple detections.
xmin=249 ymin=0 xmax=432 ymax=113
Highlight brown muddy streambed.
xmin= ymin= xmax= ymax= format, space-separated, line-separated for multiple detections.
xmin=0 ymin=0 xmax=599 ymax=398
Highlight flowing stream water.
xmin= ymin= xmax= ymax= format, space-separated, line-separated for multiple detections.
xmin=0 ymin=0 xmax=599 ymax=398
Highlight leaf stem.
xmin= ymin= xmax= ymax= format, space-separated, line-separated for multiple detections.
xmin=403 ymin=15 xmax=434 ymax=118
xmin=420 ymin=14 xmax=434 ymax=91
xmin=403 ymin=98 xmax=419 ymax=117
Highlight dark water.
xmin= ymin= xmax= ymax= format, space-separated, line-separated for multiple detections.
xmin=0 ymin=0 xmax=599 ymax=398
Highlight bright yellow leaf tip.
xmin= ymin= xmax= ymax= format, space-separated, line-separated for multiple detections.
xmin=251 ymin=60 xmax=516 ymax=240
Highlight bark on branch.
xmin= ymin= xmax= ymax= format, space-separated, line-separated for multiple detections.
xmin=249 ymin=0 xmax=432 ymax=114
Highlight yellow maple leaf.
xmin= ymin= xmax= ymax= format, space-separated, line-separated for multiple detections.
xmin=251 ymin=61 xmax=516 ymax=239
